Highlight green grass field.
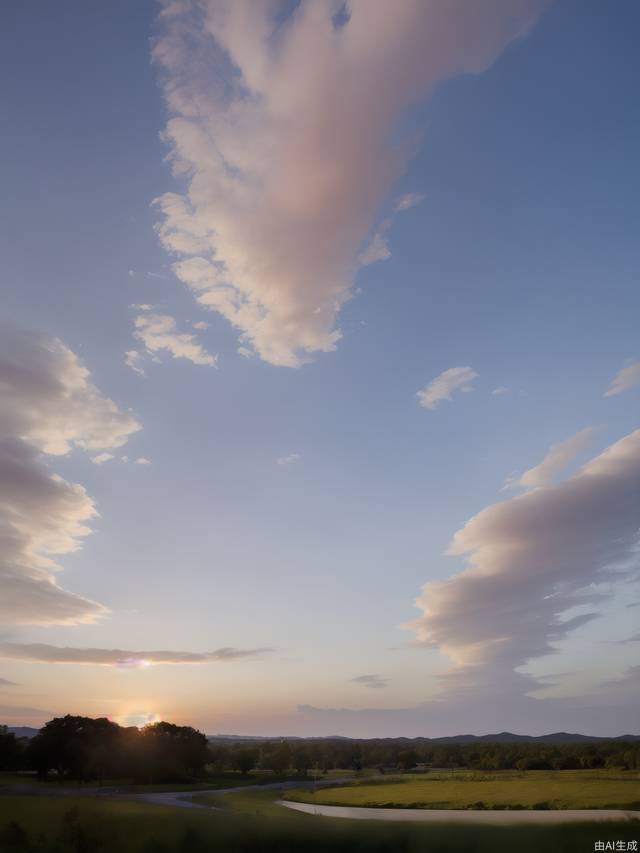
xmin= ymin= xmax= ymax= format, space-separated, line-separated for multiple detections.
xmin=285 ymin=769 xmax=640 ymax=810
xmin=0 ymin=770 xmax=303 ymax=793
xmin=0 ymin=790 xmax=638 ymax=852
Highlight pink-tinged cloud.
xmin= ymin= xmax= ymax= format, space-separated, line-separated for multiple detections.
xmin=0 ymin=326 xmax=140 ymax=625
xmin=417 ymin=366 xmax=478 ymax=409
xmin=604 ymin=360 xmax=640 ymax=397
xmin=153 ymin=0 xmax=548 ymax=366
xmin=133 ymin=312 xmax=217 ymax=367
xmin=410 ymin=429 xmax=640 ymax=690
xmin=0 ymin=643 xmax=274 ymax=667
xmin=508 ymin=427 xmax=595 ymax=489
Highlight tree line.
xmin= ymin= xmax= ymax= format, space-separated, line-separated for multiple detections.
xmin=1 ymin=719 xmax=638 ymax=783
xmin=1 ymin=718 xmax=208 ymax=783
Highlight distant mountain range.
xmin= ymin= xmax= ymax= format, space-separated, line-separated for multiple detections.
xmin=7 ymin=726 xmax=639 ymax=743
xmin=205 ymin=731 xmax=640 ymax=744
xmin=6 ymin=727 xmax=40 ymax=739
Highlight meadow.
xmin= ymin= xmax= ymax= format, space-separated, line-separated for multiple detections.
xmin=285 ymin=769 xmax=640 ymax=810
xmin=0 ymin=770 xmax=298 ymax=794
xmin=1 ymin=791 xmax=639 ymax=853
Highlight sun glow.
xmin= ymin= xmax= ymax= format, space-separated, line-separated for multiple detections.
xmin=111 ymin=710 xmax=161 ymax=728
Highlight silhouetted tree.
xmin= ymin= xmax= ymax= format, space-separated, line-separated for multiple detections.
xmin=28 ymin=715 xmax=121 ymax=781
xmin=0 ymin=727 xmax=22 ymax=771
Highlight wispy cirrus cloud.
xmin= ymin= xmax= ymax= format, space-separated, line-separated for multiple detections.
xmin=604 ymin=360 xmax=640 ymax=398
xmin=417 ymin=366 xmax=478 ymax=410
xmin=124 ymin=350 xmax=145 ymax=376
xmin=153 ymin=0 xmax=547 ymax=366
xmin=0 ymin=643 xmax=274 ymax=668
xmin=505 ymin=427 xmax=595 ymax=489
xmin=357 ymin=193 xmax=424 ymax=267
xmin=0 ymin=326 xmax=140 ymax=625
xmin=351 ymin=674 xmax=389 ymax=689
xmin=276 ymin=453 xmax=300 ymax=466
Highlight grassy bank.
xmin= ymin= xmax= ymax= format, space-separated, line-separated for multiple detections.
xmin=1 ymin=792 xmax=639 ymax=852
xmin=285 ymin=769 xmax=640 ymax=810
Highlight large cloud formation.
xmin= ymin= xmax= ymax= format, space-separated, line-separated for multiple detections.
xmin=411 ymin=429 xmax=640 ymax=690
xmin=153 ymin=0 xmax=547 ymax=367
xmin=0 ymin=326 xmax=140 ymax=625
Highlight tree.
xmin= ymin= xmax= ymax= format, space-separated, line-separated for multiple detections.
xmin=397 ymin=749 xmax=418 ymax=771
xmin=140 ymin=722 xmax=208 ymax=782
xmin=27 ymin=715 xmax=121 ymax=781
xmin=233 ymin=748 xmax=258 ymax=776
xmin=293 ymin=748 xmax=311 ymax=777
xmin=261 ymin=741 xmax=292 ymax=775
xmin=0 ymin=727 xmax=21 ymax=771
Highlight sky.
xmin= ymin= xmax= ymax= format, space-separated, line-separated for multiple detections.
xmin=0 ymin=0 xmax=639 ymax=738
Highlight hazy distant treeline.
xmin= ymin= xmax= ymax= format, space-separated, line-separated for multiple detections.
xmin=208 ymin=737 xmax=640 ymax=775
xmin=1 ymin=719 xmax=639 ymax=783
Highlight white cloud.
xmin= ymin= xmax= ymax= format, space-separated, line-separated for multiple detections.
xmin=0 ymin=326 xmax=140 ymax=625
xmin=358 ymin=223 xmax=392 ymax=267
xmin=604 ymin=360 xmax=640 ymax=398
xmin=134 ymin=457 xmax=152 ymax=465
xmin=133 ymin=312 xmax=217 ymax=367
xmin=394 ymin=193 xmax=425 ymax=213
xmin=1 ymin=326 xmax=141 ymax=457
xmin=417 ymin=366 xmax=478 ymax=410
xmin=124 ymin=350 xmax=145 ymax=376
xmin=492 ymin=386 xmax=509 ymax=396
xmin=358 ymin=192 xmax=424 ymax=267
xmin=0 ymin=643 xmax=274 ymax=667
xmin=410 ymin=429 xmax=640 ymax=694
xmin=192 ymin=321 xmax=209 ymax=330
xmin=128 ymin=269 xmax=136 ymax=278
xmin=152 ymin=0 xmax=546 ymax=367
xmin=351 ymin=674 xmax=389 ymax=689
xmin=91 ymin=452 xmax=114 ymax=465
xmin=510 ymin=427 xmax=595 ymax=489
xmin=276 ymin=453 xmax=300 ymax=466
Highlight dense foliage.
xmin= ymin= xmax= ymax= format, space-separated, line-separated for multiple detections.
xmin=1 ymin=719 xmax=208 ymax=783
xmin=210 ymin=736 xmax=640 ymax=776
xmin=2 ymin=720 xmax=639 ymax=784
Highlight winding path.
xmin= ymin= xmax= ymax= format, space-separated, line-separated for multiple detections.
xmin=278 ymin=800 xmax=640 ymax=824
xmin=131 ymin=778 xmax=358 ymax=809
xmin=4 ymin=780 xmax=638 ymax=823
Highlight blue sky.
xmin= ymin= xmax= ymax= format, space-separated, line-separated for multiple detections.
xmin=0 ymin=0 xmax=638 ymax=736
